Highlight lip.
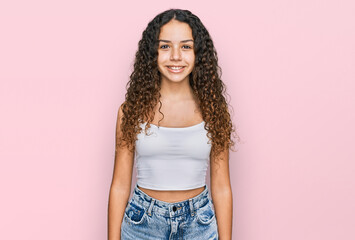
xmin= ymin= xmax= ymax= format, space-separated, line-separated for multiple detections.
xmin=166 ymin=66 xmax=185 ymax=73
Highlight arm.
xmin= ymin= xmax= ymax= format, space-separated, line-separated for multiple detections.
xmin=108 ymin=103 xmax=135 ymax=240
xmin=210 ymin=147 xmax=233 ymax=240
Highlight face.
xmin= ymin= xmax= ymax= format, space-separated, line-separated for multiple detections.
xmin=157 ymin=19 xmax=195 ymax=84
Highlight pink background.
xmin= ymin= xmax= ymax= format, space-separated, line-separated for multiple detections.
xmin=1 ymin=0 xmax=354 ymax=239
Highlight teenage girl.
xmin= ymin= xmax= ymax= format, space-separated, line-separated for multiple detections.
xmin=108 ymin=8 xmax=239 ymax=240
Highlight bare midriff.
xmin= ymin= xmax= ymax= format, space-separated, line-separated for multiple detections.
xmin=137 ymin=185 xmax=206 ymax=203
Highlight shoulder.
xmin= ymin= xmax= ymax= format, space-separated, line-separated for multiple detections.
xmin=117 ymin=101 xmax=126 ymax=120
xmin=116 ymin=102 xmax=126 ymax=133
xmin=118 ymin=101 xmax=125 ymax=114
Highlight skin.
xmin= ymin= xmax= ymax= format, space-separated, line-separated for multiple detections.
xmin=108 ymin=19 xmax=233 ymax=240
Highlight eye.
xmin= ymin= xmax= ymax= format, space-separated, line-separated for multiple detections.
xmin=160 ymin=45 xmax=169 ymax=49
xmin=182 ymin=45 xmax=192 ymax=49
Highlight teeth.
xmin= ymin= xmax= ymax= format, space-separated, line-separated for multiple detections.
xmin=168 ymin=66 xmax=184 ymax=70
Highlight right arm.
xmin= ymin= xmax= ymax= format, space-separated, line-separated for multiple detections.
xmin=108 ymin=103 xmax=135 ymax=240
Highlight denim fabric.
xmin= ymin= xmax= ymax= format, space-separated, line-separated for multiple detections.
xmin=121 ymin=184 xmax=219 ymax=240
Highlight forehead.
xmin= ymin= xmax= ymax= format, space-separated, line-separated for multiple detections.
xmin=159 ymin=19 xmax=193 ymax=41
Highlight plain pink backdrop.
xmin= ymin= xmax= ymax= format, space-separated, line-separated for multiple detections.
xmin=1 ymin=0 xmax=354 ymax=239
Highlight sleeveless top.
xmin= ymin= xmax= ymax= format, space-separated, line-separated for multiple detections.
xmin=134 ymin=120 xmax=212 ymax=190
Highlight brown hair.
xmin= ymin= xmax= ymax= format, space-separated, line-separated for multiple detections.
xmin=117 ymin=9 xmax=241 ymax=162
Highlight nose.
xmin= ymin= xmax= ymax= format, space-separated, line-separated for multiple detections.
xmin=170 ymin=46 xmax=182 ymax=61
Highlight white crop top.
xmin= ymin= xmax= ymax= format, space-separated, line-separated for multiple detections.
xmin=134 ymin=120 xmax=212 ymax=190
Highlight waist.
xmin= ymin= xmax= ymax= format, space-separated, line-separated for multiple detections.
xmin=137 ymin=184 xmax=206 ymax=203
xmin=132 ymin=184 xmax=211 ymax=217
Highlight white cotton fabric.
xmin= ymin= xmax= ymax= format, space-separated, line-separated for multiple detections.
xmin=135 ymin=121 xmax=212 ymax=190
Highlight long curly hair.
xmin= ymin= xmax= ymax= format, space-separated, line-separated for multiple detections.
xmin=117 ymin=8 xmax=240 ymax=163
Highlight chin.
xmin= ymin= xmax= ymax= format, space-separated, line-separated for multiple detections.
xmin=165 ymin=75 xmax=190 ymax=83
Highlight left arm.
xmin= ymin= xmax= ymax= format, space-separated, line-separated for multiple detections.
xmin=210 ymin=147 xmax=233 ymax=240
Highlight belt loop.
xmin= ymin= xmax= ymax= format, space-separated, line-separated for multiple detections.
xmin=147 ymin=199 xmax=155 ymax=216
xmin=189 ymin=199 xmax=194 ymax=216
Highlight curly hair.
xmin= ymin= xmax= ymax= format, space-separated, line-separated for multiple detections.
xmin=117 ymin=8 xmax=240 ymax=163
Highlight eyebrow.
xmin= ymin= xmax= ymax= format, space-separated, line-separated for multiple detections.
xmin=158 ymin=39 xmax=194 ymax=43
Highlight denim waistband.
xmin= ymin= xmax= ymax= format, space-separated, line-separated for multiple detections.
xmin=132 ymin=184 xmax=210 ymax=218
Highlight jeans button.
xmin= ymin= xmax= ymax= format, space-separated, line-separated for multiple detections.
xmin=172 ymin=206 xmax=177 ymax=211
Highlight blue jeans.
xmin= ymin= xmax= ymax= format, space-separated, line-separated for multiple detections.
xmin=121 ymin=184 xmax=219 ymax=240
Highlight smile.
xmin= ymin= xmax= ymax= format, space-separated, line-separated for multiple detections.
xmin=167 ymin=66 xmax=185 ymax=73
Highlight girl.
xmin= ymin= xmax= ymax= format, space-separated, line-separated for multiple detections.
xmin=108 ymin=8 xmax=239 ymax=240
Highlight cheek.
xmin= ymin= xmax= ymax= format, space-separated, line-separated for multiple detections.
xmin=187 ymin=54 xmax=195 ymax=67
xmin=186 ymin=52 xmax=195 ymax=62
xmin=157 ymin=56 xmax=166 ymax=72
xmin=157 ymin=52 xmax=169 ymax=63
